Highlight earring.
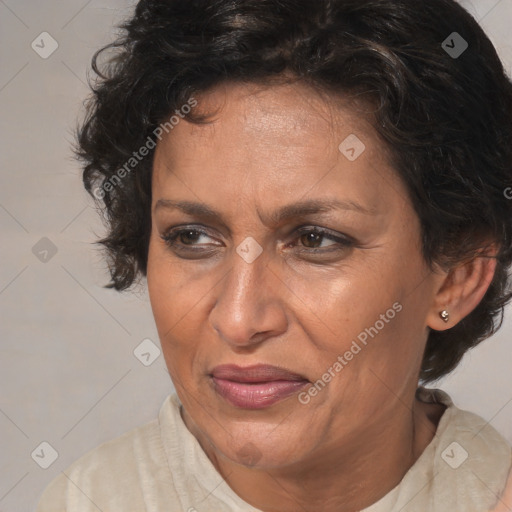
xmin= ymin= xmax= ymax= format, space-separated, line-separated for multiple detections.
xmin=440 ymin=310 xmax=450 ymax=323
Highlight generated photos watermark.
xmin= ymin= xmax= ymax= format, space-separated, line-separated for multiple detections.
xmin=93 ymin=96 xmax=198 ymax=200
xmin=298 ymin=301 xmax=403 ymax=404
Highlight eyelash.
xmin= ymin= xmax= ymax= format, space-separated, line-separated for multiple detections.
xmin=160 ymin=225 xmax=354 ymax=255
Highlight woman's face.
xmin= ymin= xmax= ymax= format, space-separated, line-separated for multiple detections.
xmin=147 ymin=81 xmax=440 ymax=469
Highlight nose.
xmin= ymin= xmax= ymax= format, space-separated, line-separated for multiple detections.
xmin=209 ymin=248 xmax=288 ymax=350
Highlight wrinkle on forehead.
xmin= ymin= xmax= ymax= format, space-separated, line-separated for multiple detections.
xmin=186 ymin=79 xmax=380 ymax=147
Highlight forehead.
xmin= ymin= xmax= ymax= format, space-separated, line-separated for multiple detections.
xmin=151 ymin=80 xmax=404 ymax=217
xmin=175 ymin=81 xmax=377 ymax=149
xmin=154 ymin=81 xmax=388 ymax=170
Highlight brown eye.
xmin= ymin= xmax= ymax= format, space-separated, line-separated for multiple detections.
xmin=178 ymin=229 xmax=202 ymax=245
xmin=161 ymin=227 xmax=217 ymax=251
xmin=299 ymin=231 xmax=333 ymax=249
xmin=293 ymin=227 xmax=353 ymax=252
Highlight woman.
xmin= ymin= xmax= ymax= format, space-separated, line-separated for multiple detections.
xmin=37 ymin=0 xmax=512 ymax=510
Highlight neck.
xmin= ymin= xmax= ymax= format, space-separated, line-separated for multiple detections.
xmin=182 ymin=396 xmax=444 ymax=512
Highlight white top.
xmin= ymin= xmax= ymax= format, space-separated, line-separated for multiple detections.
xmin=36 ymin=388 xmax=512 ymax=512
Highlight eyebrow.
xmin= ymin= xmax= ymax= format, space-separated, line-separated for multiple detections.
xmin=154 ymin=198 xmax=376 ymax=227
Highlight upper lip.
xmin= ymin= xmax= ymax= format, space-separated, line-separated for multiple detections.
xmin=210 ymin=364 xmax=309 ymax=383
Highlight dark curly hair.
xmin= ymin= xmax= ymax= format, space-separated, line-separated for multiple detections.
xmin=76 ymin=0 xmax=512 ymax=383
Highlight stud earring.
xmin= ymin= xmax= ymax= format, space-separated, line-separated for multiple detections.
xmin=440 ymin=310 xmax=450 ymax=323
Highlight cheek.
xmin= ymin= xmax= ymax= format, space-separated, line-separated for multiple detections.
xmin=291 ymin=259 xmax=399 ymax=342
xmin=299 ymin=251 xmax=426 ymax=384
xmin=146 ymin=234 xmax=221 ymax=382
xmin=147 ymin=240 xmax=173 ymax=328
xmin=147 ymin=238 xmax=195 ymax=349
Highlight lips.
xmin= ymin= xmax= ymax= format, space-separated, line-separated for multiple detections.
xmin=210 ymin=364 xmax=309 ymax=409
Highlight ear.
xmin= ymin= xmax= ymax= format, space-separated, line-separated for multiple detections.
xmin=426 ymin=249 xmax=498 ymax=331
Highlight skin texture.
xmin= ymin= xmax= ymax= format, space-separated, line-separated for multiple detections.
xmin=146 ymin=81 xmax=497 ymax=512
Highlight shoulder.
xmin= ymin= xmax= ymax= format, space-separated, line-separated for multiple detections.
xmin=440 ymin=399 xmax=512 ymax=492
xmin=417 ymin=387 xmax=511 ymax=458
xmin=432 ymin=388 xmax=512 ymax=473
xmin=36 ymin=397 xmax=175 ymax=512
xmin=404 ymin=388 xmax=512 ymax=511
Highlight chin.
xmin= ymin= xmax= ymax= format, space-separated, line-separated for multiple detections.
xmin=210 ymin=420 xmax=309 ymax=469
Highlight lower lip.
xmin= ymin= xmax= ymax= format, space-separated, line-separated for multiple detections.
xmin=211 ymin=377 xmax=309 ymax=409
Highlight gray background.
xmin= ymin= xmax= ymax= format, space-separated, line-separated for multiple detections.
xmin=1 ymin=1 xmax=511 ymax=511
